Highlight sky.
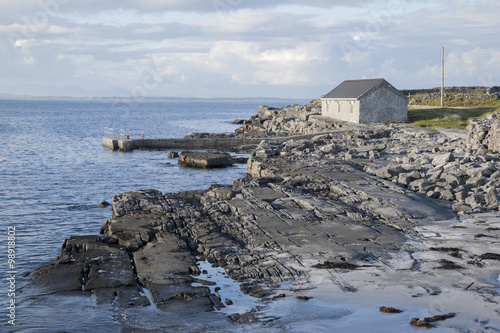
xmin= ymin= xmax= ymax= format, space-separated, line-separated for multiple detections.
xmin=0 ymin=0 xmax=499 ymax=98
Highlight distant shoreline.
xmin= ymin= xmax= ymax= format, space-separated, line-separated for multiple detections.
xmin=0 ymin=94 xmax=311 ymax=103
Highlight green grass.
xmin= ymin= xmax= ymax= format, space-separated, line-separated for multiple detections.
xmin=408 ymin=107 xmax=498 ymax=129
xmin=410 ymin=95 xmax=500 ymax=108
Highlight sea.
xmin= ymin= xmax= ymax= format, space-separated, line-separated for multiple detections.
xmin=0 ymin=98 xmax=308 ymax=332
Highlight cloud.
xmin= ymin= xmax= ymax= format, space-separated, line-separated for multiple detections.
xmin=203 ymin=41 xmax=329 ymax=85
xmin=133 ymin=25 xmax=165 ymax=34
xmin=13 ymin=39 xmax=35 ymax=64
xmin=0 ymin=0 xmax=499 ymax=97
xmin=0 ymin=0 xmax=382 ymax=21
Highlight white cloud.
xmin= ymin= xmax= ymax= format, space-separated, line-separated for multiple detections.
xmin=133 ymin=25 xmax=166 ymax=34
xmin=196 ymin=41 xmax=331 ymax=86
xmin=0 ymin=0 xmax=500 ymax=97
xmin=13 ymin=39 xmax=35 ymax=64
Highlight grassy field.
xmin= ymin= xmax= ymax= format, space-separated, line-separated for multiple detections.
xmin=407 ymin=94 xmax=500 ymax=129
xmin=408 ymin=107 xmax=498 ymax=129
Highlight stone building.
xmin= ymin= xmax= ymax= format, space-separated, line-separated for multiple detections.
xmin=321 ymin=78 xmax=407 ymax=123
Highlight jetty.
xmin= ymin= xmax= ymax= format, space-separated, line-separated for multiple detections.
xmin=102 ymin=127 xmax=338 ymax=152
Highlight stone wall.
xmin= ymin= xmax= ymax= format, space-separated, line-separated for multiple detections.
xmin=410 ymin=92 xmax=499 ymax=104
xmin=402 ymin=86 xmax=500 ymax=96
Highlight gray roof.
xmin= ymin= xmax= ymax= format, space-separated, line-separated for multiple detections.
xmin=323 ymin=78 xmax=387 ymax=99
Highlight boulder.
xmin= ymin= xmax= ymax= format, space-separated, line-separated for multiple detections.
xmin=441 ymin=173 xmax=464 ymax=188
xmin=485 ymin=188 xmax=499 ymax=209
xmin=409 ymin=179 xmax=432 ymax=192
xmin=178 ymin=151 xmax=235 ymax=169
xmin=397 ymin=173 xmax=414 ymax=186
xmin=465 ymin=177 xmax=486 ymax=189
xmin=426 ymin=169 xmax=443 ymax=181
xmin=454 ymin=186 xmax=468 ymax=202
xmin=432 ymin=153 xmax=454 ymax=167
xmin=467 ymin=166 xmax=494 ymax=178
xmin=465 ymin=194 xmax=484 ymax=208
xmin=401 ymin=163 xmax=421 ymax=172
xmin=373 ymin=165 xmax=402 ymax=179
xmin=438 ymin=189 xmax=455 ymax=201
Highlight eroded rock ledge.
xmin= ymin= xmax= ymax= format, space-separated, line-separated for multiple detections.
xmin=32 ymin=105 xmax=500 ymax=329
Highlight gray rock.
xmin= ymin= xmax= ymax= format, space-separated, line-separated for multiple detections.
xmin=178 ymin=151 xmax=235 ymax=168
xmin=486 ymin=117 xmax=500 ymax=152
xmin=355 ymin=143 xmax=386 ymax=153
xmin=432 ymin=153 xmax=454 ymax=166
xmin=465 ymin=194 xmax=484 ymax=208
xmin=409 ymin=179 xmax=431 ymax=192
xmin=408 ymin=171 xmax=422 ymax=180
xmin=490 ymin=170 xmax=500 ymax=179
xmin=401 ymin=163 xmax=421 ymax=172
xmin=111 ymin=189 xmax=167 ymax=218
xmin=373 ymin=165 xmax=402 ymax=179
xmin=466 ymin=177 xmax=486 ymax=188
xmin=467 ymin=114 xmax=500 ymax=152
xmin=426 ymin=190 xmax=439 ymax=199
xmin=439 ymin=189 xmax=455 ymax=201
xmin=402 ymin=156 xmax=415 ymax=164
xmin=426 ymin=169 xmax=443 ymax=181
xmin=398 ymin=173 xmax=414 ymax=186
xmin=467 ymin=166 xmax=494 ymax=178
xmin=32 ymin=235 xmax=148 ymax=306
xmin=167 ymin=151 xmax=179 ymax=158
xmin=452 ymin=202 xmax=473 ymax=213
xmin=466 ymin=121 xmax=489 ymax=147
xmin=454 ymin=186 xmax=468 ymax=202
xmin=485 ymin=188 xmax=499 ymax=208
xmin=441 ymin=173 xmax=464 ymax=188
xmin=432 ymin=153 xmax=455 ymax=166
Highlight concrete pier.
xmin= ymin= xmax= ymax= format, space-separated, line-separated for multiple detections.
xmin=102 ymin=133 xmax=337 ymax=152
xmin=103 ymin=137 xmax=271 ymax=152
xmin=102 ymin=137 xmax=119 ymax=150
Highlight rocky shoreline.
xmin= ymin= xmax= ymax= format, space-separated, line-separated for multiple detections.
xmin=32 ymin=104 xmax=500 ymax=331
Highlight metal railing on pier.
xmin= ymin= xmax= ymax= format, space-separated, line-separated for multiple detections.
xmin=104 ymin=127 xmax=118 ymax=139
xmin=119 ymin=129 xmax=144 ymax=140
xmin=104 ymin=128 xmax=145 ymax=140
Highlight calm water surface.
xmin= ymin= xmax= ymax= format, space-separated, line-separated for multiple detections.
xmin=0 ymin=98 xmax=306 ymax=332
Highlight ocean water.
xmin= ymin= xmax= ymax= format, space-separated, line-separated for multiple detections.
xmin=0 ymin=98 xmax=307 ymax=332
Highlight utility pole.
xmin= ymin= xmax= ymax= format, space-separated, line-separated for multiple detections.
xmin=441 ymin=46 xmax=444 ymax=108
